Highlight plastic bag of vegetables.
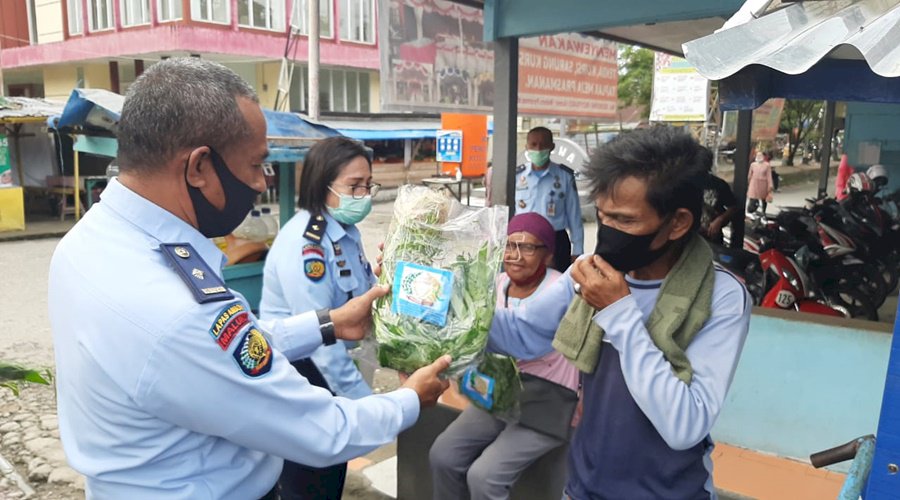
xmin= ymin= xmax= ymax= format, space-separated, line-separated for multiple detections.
xmin=374 ymin=185 xmax=507 ymax=376
xmin=458 ymin=353 xmax=523 ymax=415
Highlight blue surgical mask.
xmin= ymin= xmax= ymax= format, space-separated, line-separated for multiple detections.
xmin=327 ymin=187 xmax=372 ymax=225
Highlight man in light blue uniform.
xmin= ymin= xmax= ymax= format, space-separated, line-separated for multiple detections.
xmin=47 ymin=58 xmax=450 ymax=499
xmin=514 ymin=126 xmax=584 ymax=271
xmin=261 ymin=210 xmax=375 ymax=399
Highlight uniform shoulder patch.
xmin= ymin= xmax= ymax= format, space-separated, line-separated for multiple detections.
xmin=302 ymin=243 xmax=325 ymax=258
xmin=304 ymin=256 xmax=327 ymax=282
xmin=303 ymin=213 xmax=328 ymax=243
xmin=558 ymin=164 xmax=576 ymax=177
xmin=159 ymin=243 xmax=234 ymax=303
xmin=209 ymin=302 xmax=251 ymax=351
xmin=516 ymin=164 xmax=527 ymax=174
xmin=233 ymin=327 xmax=273 ymax=377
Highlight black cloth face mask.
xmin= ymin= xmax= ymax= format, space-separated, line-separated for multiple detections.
xmin=594 ymin=217 xmax=673 ymax=272
xmin=186 ymin=147 xmax=261 ymax=238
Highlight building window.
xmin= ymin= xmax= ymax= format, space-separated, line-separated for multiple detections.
xmin=289 ymin=68 xmax=370 ymax=113
xmin=339 ymin=0 xmax=374 ymax=44
xmin=158 ymin=0 xmax=183 ymax=21
xmin=191 ymin=0 xmax=229 ymax=24
xmin=89 ymin=0 xmax=114 ymax=31
xmin=121 ymin=0 xmax=151 ymax=26
xmin=291 ymin=0 xmax=332 ymax=38
xmin=67 ymin=0 xmax=84 ymax=35
xmin=238 ymin=0 xmax=285 ymax=31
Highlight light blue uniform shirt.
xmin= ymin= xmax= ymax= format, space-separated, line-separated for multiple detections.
xmin=47 ymin=179 xmax=419 ymax=499
xmin=514 ymin=160 xmax=584 ymax=255
xmin=260 ymin=210 xmax=375 ymax=399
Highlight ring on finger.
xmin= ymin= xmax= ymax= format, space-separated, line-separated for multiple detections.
xmin=573 ymin=282 xmax=582 ymax=295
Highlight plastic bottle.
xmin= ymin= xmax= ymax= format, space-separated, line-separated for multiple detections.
xmin=106 ymin=161 xmax=119 ymax=179
xmin=260 ymin=207 xmax=278 ymax=246
xmin=233 ymin=210 xmax=268 ymax=243
xmin=212 ymin=237 xmax=228 ymax=252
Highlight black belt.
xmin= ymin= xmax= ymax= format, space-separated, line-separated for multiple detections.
xmin=291 ymin=358 xmax=334 ymax=394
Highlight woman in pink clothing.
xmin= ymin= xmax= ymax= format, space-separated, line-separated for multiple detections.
xmin=835 ymin=154 xmax=854 ymax=201
xmin=747 ymin=152 xmax=774 ymax=214
xmin=429 ymin=213 xmax=578 ymax=500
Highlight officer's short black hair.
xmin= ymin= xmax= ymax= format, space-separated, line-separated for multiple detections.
xmin=527 ymin=127 xmax=553 ymax=144
xmin=298 ymin=137 xmax=372 ymax=214
xmin=585 ymin=126 xmax=706 ymax=231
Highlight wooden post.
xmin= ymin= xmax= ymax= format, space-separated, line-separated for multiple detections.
xmin=74 ymin=148 xmax=81 ymax=221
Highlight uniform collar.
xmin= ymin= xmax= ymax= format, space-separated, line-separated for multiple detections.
xmin=323 ymin=212 xmax=362 ymax=244
xmin=525 ymin=161 xmax=557 ymax=178
xmin=100 ymin=178 xmax=227 ymax=270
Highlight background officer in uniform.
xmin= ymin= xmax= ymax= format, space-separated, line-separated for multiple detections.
xmin=260 ymin=137 xmax=381 ymax=498
xmin=47 ymin=58 xmax=450 ymax=500
xmin=514 ymin=126 xmax=584 ymax=271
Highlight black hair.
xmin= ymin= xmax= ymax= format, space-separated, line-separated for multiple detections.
xmin=527 ymin=126 xmax=553 ymax=144
xmin=298 ymin=137 xmax=371 ymax=214
xmin=585 ymin=126 xmax=707 ymax=231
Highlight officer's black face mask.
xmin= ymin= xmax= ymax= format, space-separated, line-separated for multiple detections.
xmin=186 ymin=147 xmax=261 ymax=238
xmin=594 ymin=216 xmax=673 ymax=272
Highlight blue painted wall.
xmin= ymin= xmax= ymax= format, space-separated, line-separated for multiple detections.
xmin=711 ymin=310 xmax=892 ymax=467
xmin=844 ymin=102 xmax=900 ymax=193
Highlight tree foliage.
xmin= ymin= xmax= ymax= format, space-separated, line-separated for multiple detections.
xmin=618 ymin=45 xmax=654 ymax=118
xmin=779 ymin=99 xmax=823 ymax=166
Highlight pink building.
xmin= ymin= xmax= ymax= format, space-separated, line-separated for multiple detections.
xmin=0 ymin=0 xmax=380 ymax=114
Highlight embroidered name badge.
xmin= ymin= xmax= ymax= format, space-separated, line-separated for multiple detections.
xmin=305 ymin=257 xmax=326 ymax=282
xmin=302 ymin=244 xmax=325 ymax=258
xmin=209 ymin=302 xmax=250 ymax=351
xmin=233 ymin=327 xmax=273 ymax=377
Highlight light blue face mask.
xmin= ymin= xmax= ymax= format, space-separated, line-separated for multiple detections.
xmin=327 ymin=187 xmax=372 ymax=225
xmin=526 ymin=149 xmax=551 ymax=167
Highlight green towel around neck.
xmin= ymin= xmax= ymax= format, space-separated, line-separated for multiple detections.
xmin=551 ymin=233 xmax=715 ymax=384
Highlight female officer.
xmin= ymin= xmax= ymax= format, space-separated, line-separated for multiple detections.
xmin=260 ymin=136 xmax=380 ymax=499
xmin=429 ymin=212 xmax=579 ymax=500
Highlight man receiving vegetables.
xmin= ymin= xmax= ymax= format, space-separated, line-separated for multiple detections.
xmin=488 ymin=127 xmax=752 ymax=499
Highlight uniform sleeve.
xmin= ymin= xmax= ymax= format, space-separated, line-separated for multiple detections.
xmin=488 ymin=272 xmax=574 ymax=359
xmin=134 ymin=302 xmax=419 ymax=467
xmin=268 ymin=236 xmax=372 ymax=399
xmin=255 ymin=311 xmax=323 ymax=361
xmin=566 ymin=172 xmax=584 ymax=255
xmin=269 ymin=236 xmax=336 ymax=316
xmin=592 ymin=276 xmax=751 ymax=450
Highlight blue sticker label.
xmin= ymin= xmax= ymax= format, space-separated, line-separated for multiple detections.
xmin=461 ymin=368 xmax=494 ymax=411
xmin=391 ymin=261 xmax=454 ymax=327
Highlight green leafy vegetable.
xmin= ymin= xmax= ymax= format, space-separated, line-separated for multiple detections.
xmin=374 ymin=186 xmax=507 ymax=376
xmin=459 ymin=353 xmax=522 ymax=413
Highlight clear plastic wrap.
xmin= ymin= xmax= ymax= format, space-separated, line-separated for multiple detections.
xmin=374 ymin=185 xmax=507 ymax=376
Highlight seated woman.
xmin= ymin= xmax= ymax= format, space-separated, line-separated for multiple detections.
xmin=429 ymin=212 xmax=579 ymax=500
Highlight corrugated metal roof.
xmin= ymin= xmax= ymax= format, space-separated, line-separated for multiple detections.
xmin=683 ymin=0 xmax=900 ymax=80
xmin=0 ymin=97 xmax=66 ymax=123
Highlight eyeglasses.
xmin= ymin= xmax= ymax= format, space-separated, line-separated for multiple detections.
xmin=332 ymin=182 xmax=381 ymax=199
xmin=504 ymin=241 xmax=547 ymax=257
